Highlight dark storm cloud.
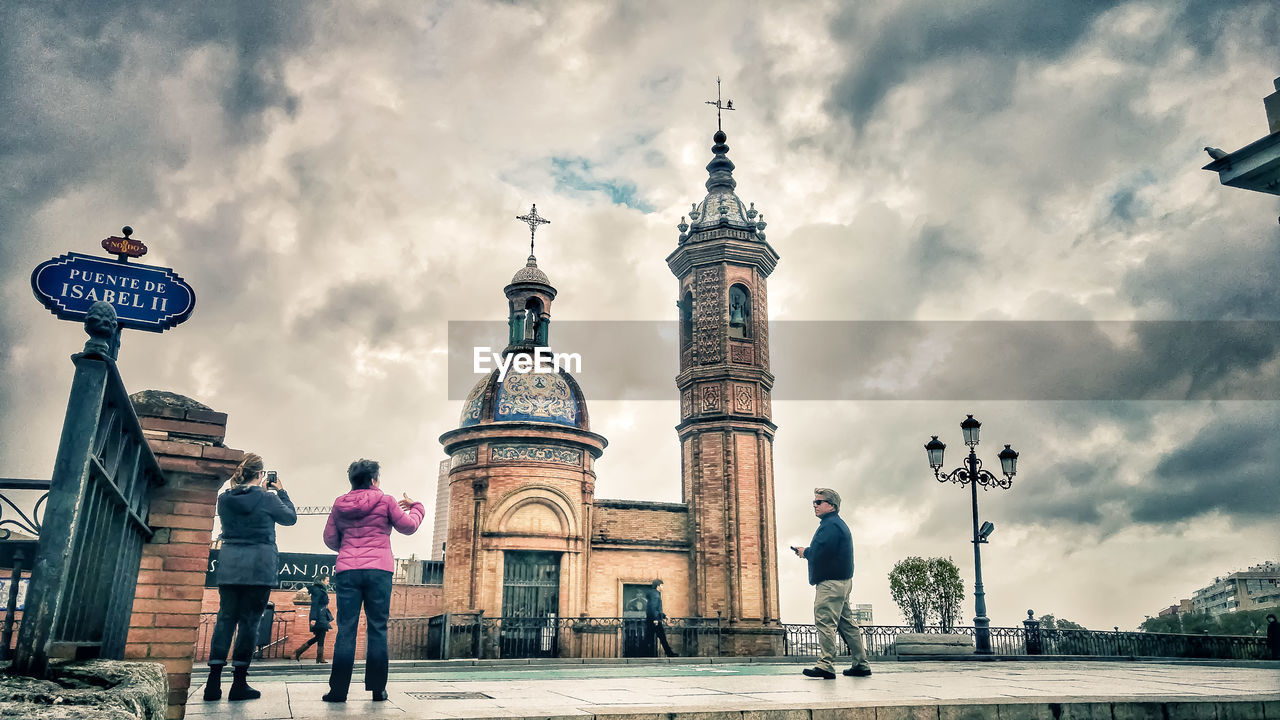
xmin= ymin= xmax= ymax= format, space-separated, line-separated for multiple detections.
xmin=827 ymin=0 xmax=1120 ymax=127
xmin=291 ymin=280 xmax=414 ymax=346
xmin=1132 ymin=408 xmax=1280 ymax=523
xmin=0 ymin=1 xmax=311 ymax=206
xmin=1011 ymin=460 xmax=1109 ymax=525
xmin=908 ymin=223 xmax=981 ymax=283
xmin=825 ymin=2 xmax=1279 ymax=130
xmin=1123 ymin=226 xmax=1280 ymax=320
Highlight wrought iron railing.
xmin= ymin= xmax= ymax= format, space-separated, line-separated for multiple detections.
xmin=385 ymin=615 xmax=722 ymax=660
xmin=13 ymin=352 xmax=164 ymax=675
xmin=781 ymin=623 xmax=1271 ymax=660
xmin=186 ymin=613 xmax=1270 ymax=663
xmin=0 ymin=478 xmax=47 ymax=661
xmin=193 ymin=612 xmax=294 ymax=661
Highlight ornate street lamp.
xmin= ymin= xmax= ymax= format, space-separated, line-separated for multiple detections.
xmin=924 ymin=415 xmax=1018 ymax=655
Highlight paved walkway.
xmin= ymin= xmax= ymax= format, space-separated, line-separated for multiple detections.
xmin=186 ymin=658 xmax=1280 ymax=719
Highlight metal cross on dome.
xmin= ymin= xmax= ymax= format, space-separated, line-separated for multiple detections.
xmin=704 ymin=76 xmax=735 ymax=131
xmin=516 ymin=204 xmax=550 ymax=256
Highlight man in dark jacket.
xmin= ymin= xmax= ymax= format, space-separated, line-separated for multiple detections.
xmin=1267 ymin=614 xmax=1279 ymax=660
xmin=642 ymin=579 xmax=677 ymax=657
xmin=791 ymin=487 xmax=870 ymax=679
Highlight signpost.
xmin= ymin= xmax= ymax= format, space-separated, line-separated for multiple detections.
xmin=30 ymin=227 xmax=196 ymax=333
xmin=16 ymin=226 xmax=189 ymax=675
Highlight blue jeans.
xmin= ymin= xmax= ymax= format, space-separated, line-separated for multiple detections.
xmin=209 ymin=585 xmax=271 ymax=667
xmin=328 ymin=569 xmax=392 ymax=696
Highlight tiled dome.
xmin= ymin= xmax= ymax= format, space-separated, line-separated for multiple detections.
xmin=459 ymin=367 xmax=586 ymax=430
xmin=510 ymin=255 xmax=551 ymax=286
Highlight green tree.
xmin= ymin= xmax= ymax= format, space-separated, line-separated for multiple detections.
xmin=1139 ymin=614 xmax=1183 ymax=633
xmin=1216 ymin=608 xmax=1273 ymax=636
xmin=1039 ymin=614 xmax=1086 ymax=631
xmin=1179 ymin=611 xmax=1217 ymax=635
xmin=928 ymin=557 xmax=964 ymax=631
xmin=1138 ymin=609 xmax=1274 ymax=636
xmin=888 ymin=556 xmax=932 ymax=632
xmin=888 ymin=556 xmax=966 ymax=632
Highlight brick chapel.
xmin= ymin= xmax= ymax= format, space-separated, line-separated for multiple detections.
xmin=438 ymin=128 xmax=783 ymax=654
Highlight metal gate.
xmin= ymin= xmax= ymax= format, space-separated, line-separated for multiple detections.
xmin=499 ymin=551 xmax=560 ymax=657
xmin=13 ymin=352 xmax=163 ymax=676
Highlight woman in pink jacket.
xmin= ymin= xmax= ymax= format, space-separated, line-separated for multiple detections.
xmin=320 ymin=458 xmax=424 ymax=703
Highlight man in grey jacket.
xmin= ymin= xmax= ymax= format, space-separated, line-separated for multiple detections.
xmin=791 ymin=487 xmax=871 ymax=679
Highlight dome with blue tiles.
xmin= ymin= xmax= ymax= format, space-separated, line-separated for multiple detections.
xmin=459 ymin=367 xmax=588 ymax=430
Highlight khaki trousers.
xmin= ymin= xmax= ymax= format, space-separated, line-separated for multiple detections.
xmin=813 ymin=578 xmax=870 ymax=672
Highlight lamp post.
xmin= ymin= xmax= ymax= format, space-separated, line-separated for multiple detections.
xmin=925 ymin=414 xmax=1018 ymax=655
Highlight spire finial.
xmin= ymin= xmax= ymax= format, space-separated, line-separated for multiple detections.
xmin=704 ymin=76 xmax=735 ymax=132
xmin=516 ymin=204 xmax=551 ymax=257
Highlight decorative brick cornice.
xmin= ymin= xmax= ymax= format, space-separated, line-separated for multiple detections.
xmin=666 ymin=237 xmax=780 ymax=278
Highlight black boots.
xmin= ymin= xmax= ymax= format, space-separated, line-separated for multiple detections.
xmin=227 ymin=665 xmax=261 ymax=701
xmin=204 ymin=664 xmax=262 ymax=702
xmin=202 ymin=665 xmax=223 ymax=701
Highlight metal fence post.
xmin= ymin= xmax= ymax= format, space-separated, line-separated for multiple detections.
xmin=1023 ymin=610 xmax=1042 ymax=655
xmin=441 ymin=612 xmax=451 ymax=661
xmin=13 ymin=354 xmax=109 ymax=676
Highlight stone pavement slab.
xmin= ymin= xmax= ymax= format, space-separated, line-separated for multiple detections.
xmin=186 ymin=659 xmax=1280 ymax=720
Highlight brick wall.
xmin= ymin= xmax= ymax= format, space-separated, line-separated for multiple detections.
xmin=585 ymin=548 xmax=690 ymax=617
xmin=126 ymin=399 xmax=241 ymax=720
xmin=591 ymin=500 xmax=689 ymax=546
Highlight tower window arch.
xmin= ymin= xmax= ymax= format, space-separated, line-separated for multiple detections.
xmin=523 ymin=298 xmax=543 ymax=342
xmin=680 ymin=290 xmax=694 ymax=348
xmin=729 ymin=284 xmax=751 ymax=339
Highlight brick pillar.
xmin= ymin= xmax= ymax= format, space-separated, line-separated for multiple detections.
xmin=125 ymin=392 xmax=242 ymax=720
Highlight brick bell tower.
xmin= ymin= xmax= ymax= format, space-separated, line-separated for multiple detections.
xmin=667 ymin=126 xmax=783 ymax=654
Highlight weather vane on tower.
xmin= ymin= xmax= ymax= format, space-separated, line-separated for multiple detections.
xmin=704 ymin=76 xmax=735 ymax=131
xmin=516 ymin=204 xmax=550 ymax=257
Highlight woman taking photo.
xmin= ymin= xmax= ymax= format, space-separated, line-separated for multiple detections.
xmin=322 ymin=459 xmax=424 ymax=703
xmin=204 ymin=453 xmax=297 ymax=702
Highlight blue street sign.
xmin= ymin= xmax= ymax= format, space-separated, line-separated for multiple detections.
xmin=30 ymin=252 xmax=196 ymax=332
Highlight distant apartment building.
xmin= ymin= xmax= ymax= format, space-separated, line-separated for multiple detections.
xmin=430 ymin=459 xmax=449 ymax=560
xmin=1190 ymin=561 xmax=1280 ymax=617
xmin=1157 ymin=599 xmax=1193 ymax=617
xmin=854 ymin=603 xmax=873 ymax=624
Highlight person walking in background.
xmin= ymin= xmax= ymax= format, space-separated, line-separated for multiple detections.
xmin=322 ymin=459 xmax=424 ymax=703
xmin=292 ymin=576 xmax=334 ymax=663
xmin=204 ymin=456 xmax=297 ymax=702
xmin=1267 ymin=614 xmax=1279 ymax=660
xmin=643 ymin=579 xmax=678 ymax=657
xmin=791 ymin=487 xmax=871 ymax=680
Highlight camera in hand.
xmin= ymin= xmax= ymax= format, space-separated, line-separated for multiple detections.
xmin=266 ymin=470 xmax=279 ymax=488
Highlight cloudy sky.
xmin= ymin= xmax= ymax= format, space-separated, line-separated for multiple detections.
xmin=2 ymin=1 xmax=1278 ymax=631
